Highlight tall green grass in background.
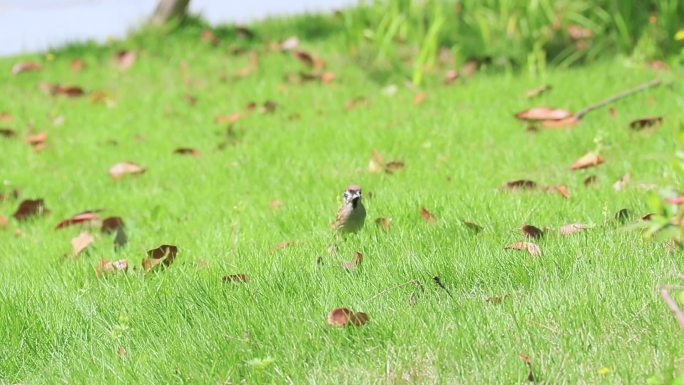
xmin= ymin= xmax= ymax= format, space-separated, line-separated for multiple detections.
xmin=343 ymin=0 xmax=683 ymax=83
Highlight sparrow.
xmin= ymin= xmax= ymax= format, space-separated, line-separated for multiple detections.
xmin=333 ymin=184 xmax=366 ymax=234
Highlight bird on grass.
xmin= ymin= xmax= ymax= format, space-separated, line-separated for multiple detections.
xmin=333 ymin=184 xmax=366 ymax=234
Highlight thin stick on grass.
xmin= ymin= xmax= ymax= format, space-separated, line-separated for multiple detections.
xmin=658 ymin=285 xmax=684 ymax=329
xmin=574 ymin=79 xmax=662 ymax=120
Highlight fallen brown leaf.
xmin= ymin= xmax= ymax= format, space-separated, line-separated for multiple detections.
xmin=341 ymin=251 xmax=363 ymax=270
xmin=558 ymin=223 xmax=592 ymax=235
xmin=444 ymin=69 xmax=459 ymax=85
xmin=109 ymin=162 xmax=145 ymax=179
xmin=629 ymin=116 xmax=662 ymax=130
xmin=541 ymin=116 xmax=578 ymax=128
xmin=174 ymin=147 xmax=201 ymax=157
xmin=515 ymin=107 xmax=572 ymax=121
xmin=96 ymin=258 xmax=128 ymax=277
xmin=70 ymin=58 xmax=84 ymax=72
xmin=0 ymin=128 xmax=14 ymax=138
xmin=504 ymin=242 xmax=541 ymax=257
xmin=113 ymin=50 xmax=136 ymax=71
xmin=567 ymin=25 xmax=592 ymax=39
xmin=214 ymin=112 xmax=242 ymax=124
xmin=349 ymin=312 xmax=369 ymax=326
xmin=525 ymin=85 xmax=552 ymax=98
xmin=13 ymin=199 xmax=48 ymax=220
xmin=55 ymin=210 xmax=100 ymax=229
xmin=546 ymin=184 xmax=569 ymax=199
xmin=385 ymin=161 xmax=405 ymax=173
xmin=613 ymin=173 xmax=631 ymax=191
xmin=570 ymin=152 xmax=604 ymax=170
xmin=12 ymin=61 xmax=42 ymax=75
xmin=0 ymin=112 xmax=12 ymax=123
xmin=503 ymin=179 xmax=537 ymax=190
xmin=521 ymin=225 xmax=543 ymax=239
xmin=270 ymin=241 xmax=293 ymax=252
xmin=25 ymin=131 xmax=47 ymax=151
xmin=327 ymin=307 xmax=368 ymax=327
xmin=420 ymin=208 xmax=436 ymax=223
xmin=293 ymin=50 xmax=315 ymax=67
xmin=223 ymin=274 xmax=249 ymax=283
xmin=51 ymin=85 xmax=85 ymax=97
xmin=413 ymin=92 xmax=427 ymax=105
xmin=182 ymin=94 xmax=198 ymax=106
xmin=0 ymin=215 xmax=7 ymax=230
xmin=346 ymin=96 xmax=369 ymax=110
xmin=101 ymin=216 xmax=124 ymax=233
xmin=375 ymin=217 xmax=392 ymax=231
xmin=71 ymin=231 xmax=94 ymax=256
xmin=143 ymin=244 xmax=178 ymax=272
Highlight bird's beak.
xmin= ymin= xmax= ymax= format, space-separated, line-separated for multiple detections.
xmin=351 ymin=191 xmax=362 ymax=203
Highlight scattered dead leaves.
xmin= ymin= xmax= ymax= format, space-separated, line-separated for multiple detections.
xmin=503 ymin=179 xmax=537 ymax=190
xmin=521 ymin=225 xmax=543 ymax=239
xmin=38 ymin=83 xmax=86 ymax=97
xmin=13 ymin=199 xmax=48 ymax=220
xmin=327 ymin=307 xmax=368 ymax=327
xmin=570 ymin=152 xmax=604 ymax=170
xmin=55 ymin=210 xmax=100 ymax=229
xmin=223 ymin=274 xmax=249 ymax=283
xmin=420 ymin=208 xmax=436 ymax=223
xmin=71 ymin=231 xmax=94 ymax=256
xmin=341 ymin=251 xmax=363 ymax=270
xmin=143 ymin=244 xmax=178 ymax=272
xmin=504 ymin=242 xmax=541 ymax=257
xmin=629 ymin=116 xmax=662 ymax=130
xmin=96 ymin=258 xmax=128 ymax=277
xmin=109 ymin=162 xmax=145 ymax=179
xmin=12 ymin=61 xmax=42 ymax=75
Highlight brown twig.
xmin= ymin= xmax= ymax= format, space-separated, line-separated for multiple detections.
xmin=574 ymin=79 xmax=662 ymax=120
xmin=658 ymin=286 xmax=684 ymax=329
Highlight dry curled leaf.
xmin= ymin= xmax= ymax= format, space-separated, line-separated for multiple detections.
xmin=109 ymin=162 xmax=145 ymax=179
xmin=0 ymin=215 xmax=8 ymax=230
xmin=25 ymin=131 xmax=47 ymax=151
xmin=515 ymin=107 xmax=572 ymax=121
xmin=375 ymin=217 xmax=392 ymax=231
xmin=420 ymin=208 xmax=436 ymax=223
xmin=570 ymin=152 xmax=604 ymax=170
xmin=101 ymin=216 xmax=124 ymax=233
xmin=0 ymin=128 xmax=15 ymax=138
xmin=525 ymin=85 xmax=551 ymax=98
xmin=613 ymin=173 xmax=631 ymax=191
xmin=384 ymin=161 xmax=405 ymax=173
xmin=173 ymin=148 xmax=201 ymax=157
xmin=341 ymin=251 xmax=363 ymax=270
xmin=521 ymin=225 xmax=543 ymax=239
xmin=12 ymin=61 xmax=42 ymax=75
xmin=49 ymin=84 xmax=85 ymax=97
xmin=503 ymin=179 xmax=537 ymax=190
xmin=71 ymin=231 xmax=94 ymax=256
xmin=13 ymin=199 xmax=48 ymax=220
xmin=558 ymin=223 xmax=593 ymax=235
xmin=0 ymin=112 xmax=12 ymax=123
xmin=327 ymin=307 xmax=368 ymax=327
xmin=143 ymin=244 xmax=177 ymax=272
xmin=504 ymin=242 xmax=541 ymax=257
xmin=223 ymin=274 xmax=249 ymax=283
xmin=548 ymin=184 xmax=569 ymax=199
xmin=113 ymin=50 xmax=136 ymax=71
xmin=541 ymin=116 xmax=578 ymax=128
xmin=55 ymin=210 xmax=100 ymax=229
xmin=629 ymin=116 xmax=662 ymax=130
xmin=96 ymin=258 xmax=128 ymax=277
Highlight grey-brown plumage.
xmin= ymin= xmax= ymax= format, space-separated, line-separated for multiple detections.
xmin=333 ymin=184 xmax=366 ymax=234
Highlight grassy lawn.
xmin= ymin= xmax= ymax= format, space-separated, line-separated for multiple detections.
xmin=1 ymin=15 xmax=684 ymax=385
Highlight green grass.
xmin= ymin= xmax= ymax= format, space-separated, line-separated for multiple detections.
xmin=1 ymin=15 xmax=684 ymax=384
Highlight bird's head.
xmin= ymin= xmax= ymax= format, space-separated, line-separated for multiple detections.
xmin=343 ymin=184 xmax=362 ymax=207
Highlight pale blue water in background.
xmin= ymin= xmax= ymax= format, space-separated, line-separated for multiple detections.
xmin=0 ymin=0 xmax=357 ymax=56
